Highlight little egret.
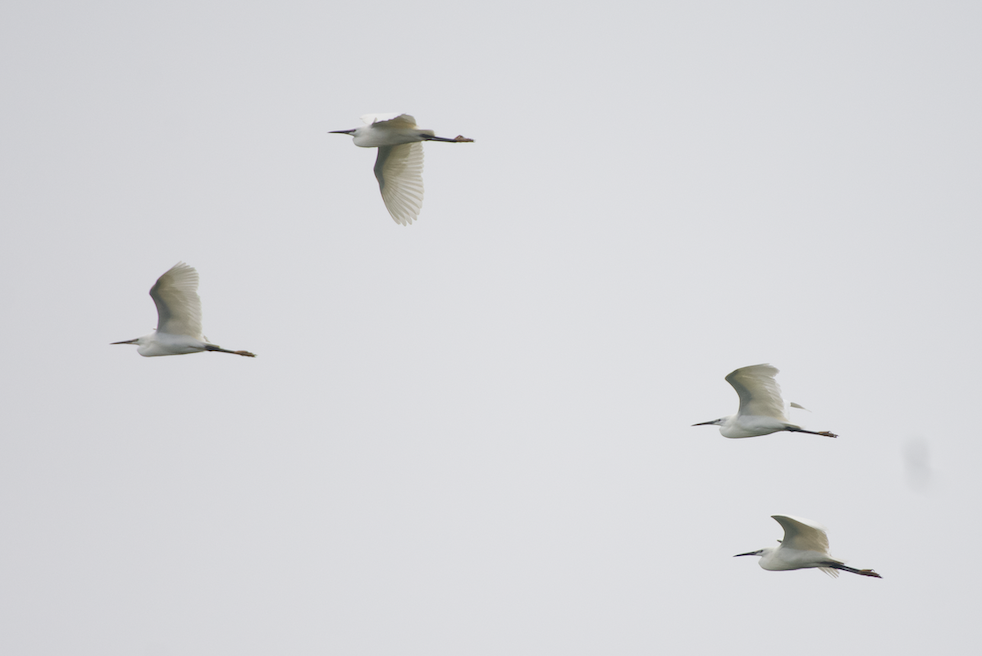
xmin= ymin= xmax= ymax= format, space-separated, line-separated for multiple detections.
xmin=692 ymin=364 xmax=837 ymax=438
xmin=112 ymin=262 xmax=256 ymax=358
xmin=329 ymin=113 xmax=473 ymax=226
xmin=734 ymin=515 xmax=882 ymax=578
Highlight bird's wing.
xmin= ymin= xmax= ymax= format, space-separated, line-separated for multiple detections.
xmin=149 ymin=262 xmax=204 ymax=338
xmin=772 ymin=515 xmax=830 ymax=555
xmin=374 ymin=142 xmax=424 ymax=225
xmin=725 ymin=364 xmax=787 ymax=419
xmin=361 ymin=113 xmax=417 ymax=128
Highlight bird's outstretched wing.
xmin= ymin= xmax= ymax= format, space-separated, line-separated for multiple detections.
xmin=361 ymin=113 xmax=417 ymax=129
xmin=150 ymin=262 xmax=204 ymax=339
xmin=772 ymin=515 xmax=831 ymax=555
xmin=726 ymin=364 xmax=787 ymax=420
xmin=374 ymin=142 xmax=424 ymax=225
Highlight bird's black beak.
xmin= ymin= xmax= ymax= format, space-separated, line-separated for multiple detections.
xmin=328 ymin=129 xmax=355 ymax=134
xmin=111 ymin=338 xmax=138 ymax=345
xmin=733 ymin=551 xmax=759 ymax=557
xmin=692 ymin=421 xmax=716 ymax=426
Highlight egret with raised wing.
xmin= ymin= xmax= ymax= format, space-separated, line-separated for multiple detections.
xmin=734 ymin=515 xmax=882 ymax=578
xmin=330 ymin=113 xmax=473 ymax=226
xmin=692 ymin=364 xmax=837 ymax=438
xmin=112 ymin=262 xmax=255 ymax=358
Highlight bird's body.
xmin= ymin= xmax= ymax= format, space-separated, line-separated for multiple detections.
xmin=112 ymin=262 xmax=255 ymax=358
xmin=330 ymin=113 xmax=473 ymax=226
xmin=735 ymin=515 xmax=882 ymax=578
xmin=693 ymin=364 xmax=837 ymax=438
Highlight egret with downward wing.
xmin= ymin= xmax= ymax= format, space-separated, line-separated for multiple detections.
xmin=330 ymin=113 xmax=473 ymax=226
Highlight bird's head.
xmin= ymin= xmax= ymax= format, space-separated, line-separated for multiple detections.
xmin=692 ymin=418 xmax=724 ymax=427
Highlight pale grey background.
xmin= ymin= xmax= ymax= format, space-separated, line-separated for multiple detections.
xmin=1 ymin=1 xmax=980 ymax=654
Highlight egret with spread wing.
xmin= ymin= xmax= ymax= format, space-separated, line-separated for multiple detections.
xmin=692 ymin=364 xmax=836 ymax=438
xmin=734 ymin=515 xmax=882 ymax=578
xmin=112 ymin=262 xmax=255 ymax=358
xmin=330 ymin=113 xmax=473 ymax=226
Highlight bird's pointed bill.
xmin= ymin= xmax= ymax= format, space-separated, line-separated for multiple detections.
xmin=111 ymin=338 xmax=139 ymax=345
xmin=733 ymin=550 xmax=761 ymax=557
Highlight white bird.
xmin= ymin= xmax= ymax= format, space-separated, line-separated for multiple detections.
xmin=330 ymin=113 xmax=473 ymax=226
xmin=112 ymin=262 xmax=255 ymax=358
xmin=692 ymin=364 xmax=837 ymax=438
xmin=734 ymin=515 xmax=882 ymax=578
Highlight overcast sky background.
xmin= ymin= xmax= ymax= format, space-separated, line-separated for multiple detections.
xmin=2 ymin=1 xmax=981 ymax=654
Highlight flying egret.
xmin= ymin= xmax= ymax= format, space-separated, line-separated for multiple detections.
xmin=112 ymin=262 xmax=256 ymax=358
xmin=734 ymin=515 xmax=882 ymax=578
xmin=692 ymin=364 xmax=837 ymax=438
xmin=330 ymin=113 xmax=473 ymax=226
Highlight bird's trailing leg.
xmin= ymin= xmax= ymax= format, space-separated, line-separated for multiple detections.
xmin=824 ymin=562 xmax=882 ymax=578
xmin=423 ymin=135 xmax=474 ymax=142
xmin=205 ymin=345 xmax=256 ymax=357
xmin=786 ymin=426 xmax=838 ymax=438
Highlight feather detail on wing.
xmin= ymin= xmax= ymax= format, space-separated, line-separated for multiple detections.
xmin=150 ymin=262 xmax=204 ymax=339
xmin=771 ymin=515 xmax=831 ymax=555
xmin=374 ymin=142 xmax=424 ymax=225
xmin=726 ymin=364 xmax=788 ymax=420
xmin=361 ymin=113 xmax=417 ymax=129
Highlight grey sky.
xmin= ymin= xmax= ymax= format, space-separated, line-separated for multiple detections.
xmin=2 ymin=1 xmax=980 ymax=654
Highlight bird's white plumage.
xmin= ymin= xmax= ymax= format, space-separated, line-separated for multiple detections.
xmin=734 ymin=514 xmax=882 ymax=579
xmin=771 ymin=515 xmax=831 ymax=555
xmin=330 ymin=112 xmax=472 ymax=225
xmin=361 ymin=112 xmax=416 ymax=128
xmin=374 ymin=142 xmax=424 ymax=226
xmin=112 ymin=262 xmax=255 ymax=358
xmin=150 ymin=262 xmax=204 ymax=340
xmin=693 ymin=363 xmax=837 ymax=438
xmin=725 ymin=364 xmax=788 ymax=421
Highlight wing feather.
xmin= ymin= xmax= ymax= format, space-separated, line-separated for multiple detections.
xmin=772 ymin=515 xmax=831 ymax=555
xmin=149 ymin=262 xmax=204 ymax=339
xmin=374 ymin=142 xmax=424 ymax=225
xmin=361 ymin=113 xmax=417 ymax=129
xmin=725 ymin=364 xmax=788 ymax=420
